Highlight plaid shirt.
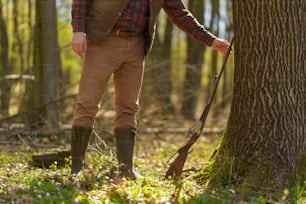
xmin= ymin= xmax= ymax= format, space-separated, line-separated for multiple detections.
xmin=72 ymin=0 xmax=215 ymax=45
xmin=113 ymin=0 xmax=150 ymax=33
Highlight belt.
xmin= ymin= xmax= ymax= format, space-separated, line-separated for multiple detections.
xmin=112 ymin=29 xmax=143 ymax=38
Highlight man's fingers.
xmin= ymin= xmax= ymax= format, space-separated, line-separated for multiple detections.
xmin=84 ymin=40 xmax=87 ymax=53
xmin=225 ymin=45 xmax=232 ymax=55
xmin=221 ymin=41 xmax=232 ymax=56
xmin=71 ymin=32 xmax=87 ymax=57
xmin=211 ymin=38 xmax=232 ymax=56
xmin=72 ymin=43 xmax=85 ymax=57
xmin=219 ymin=45 xmax=229 ymax=56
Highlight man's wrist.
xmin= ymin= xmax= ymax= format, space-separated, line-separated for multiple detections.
xmin=72 ymin=19 xmax=86 ymax=33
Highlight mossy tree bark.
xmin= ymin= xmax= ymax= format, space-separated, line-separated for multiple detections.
xmin=205 ymin=0 xmax=306 ymax=190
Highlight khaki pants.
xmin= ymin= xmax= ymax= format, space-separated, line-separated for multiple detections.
xmin=72 ymin=34 xmax=145 ymax=129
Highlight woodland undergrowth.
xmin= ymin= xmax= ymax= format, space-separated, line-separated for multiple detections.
xmin=0 ymin=128 xmax=305 ymax=203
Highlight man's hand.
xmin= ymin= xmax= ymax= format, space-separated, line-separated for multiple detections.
xmin=71 ymin=32 xmax=87 ymax=57
xmin=211 ymin=38 xmax=232 ymax=56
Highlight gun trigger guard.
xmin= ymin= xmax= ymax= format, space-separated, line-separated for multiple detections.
xmin=186 ymin=127 xmax=197 ymax=138
xmin=166 ymin=151 xmax=178 ymax=164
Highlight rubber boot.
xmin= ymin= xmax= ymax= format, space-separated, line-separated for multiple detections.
xmin=115 ymin=128 xmax=140 ymax=180
xmin=71 ymin=126 xmax=92 ymax=174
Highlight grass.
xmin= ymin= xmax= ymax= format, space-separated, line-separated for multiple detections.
xmin=0 ymin=131 xmax=305 ymax=203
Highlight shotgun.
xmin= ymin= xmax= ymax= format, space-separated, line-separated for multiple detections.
xmin=165 ymin=37 xmax=234 ymax=178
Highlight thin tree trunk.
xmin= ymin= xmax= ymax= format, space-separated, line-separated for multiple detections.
xmin=181 ymin=0 xmax=206 ymax=120
xmin=143 ymin=17 xmax=174 ymax=114
xmin=12 ymin=0 xmax=25 ymax=73
xmin=43 ymin=0 xmax=60 ymax=127
xmin=27 ymin=0 xmax=33 ymax=71
xmin=20 ymin=0 xmax=35 ymax=118
xmin=209 ymin=0 xmax=220 ymax=119
xmin=0 ymin=0 xmax=9 ymax=117
xmin=28 ymin=0 xmax=60 ymax=128
xmin=153 ymin=18 xmax=174 ymax=112
xmin=221 ymin=0 xmax=234 ymax=110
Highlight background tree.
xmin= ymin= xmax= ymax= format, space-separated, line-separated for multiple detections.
xmin=201 ymin=0 xmax=306 ymax=194
xmin=26 ymin=0 xmax=61 ymax=128
xmin=181 ymin=0 xmax=206 ymax=120
xmin=208 ymin=0 xmax=220 ymax=119
xmin=220 ymin=0 xmax=234 ymax=110
xmin=0 ymin=0 xmax=9 ymax=117
xmin=143 ymin=17 xmax=174 ymax=114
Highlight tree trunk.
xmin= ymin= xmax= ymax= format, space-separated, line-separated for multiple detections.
xmin=0 ymin=0 xmax=9 ymax=118
xmin=221 ymin=0 xmax=234 ymax=110
xmin=203 ymin=0 xmax=306 ymax=193
xmin=26 ymin=0 xmax=33 ymax=71
xmin=27 ymin=0 xmax=60 ymax=128
xmin=142 ymin=15 xmax=175 ymax=116
xmin=12 ymin=0 xmax=25 ymax=73
xmin=181 ymin=0 xmax=206 ymax=120
xmin=208 ymin=0 xmax=220 ymax=119
xmin=152 ymin=18 xmax=174 ymax=112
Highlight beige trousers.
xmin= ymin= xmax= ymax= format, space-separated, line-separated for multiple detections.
xmin=72 ymin=34 xmax=145 ymax=129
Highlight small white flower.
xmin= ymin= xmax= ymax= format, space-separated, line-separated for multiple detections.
xmin=229 ymin=189 xmax=236 ymax=194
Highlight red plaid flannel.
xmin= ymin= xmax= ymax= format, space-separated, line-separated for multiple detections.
xmin=72 ymin=0 xmax=215 ymax=45
xmin=113 ymin=0 xmax=150 ymax=33
xmin=71 ymin=0 xmax=90 ymax=33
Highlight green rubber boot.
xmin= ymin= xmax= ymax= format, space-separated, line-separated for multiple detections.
xmin=71 ymin=126 xmax=92 ymax=174
xmin=115 ymin=128 xmax=141 ymax=180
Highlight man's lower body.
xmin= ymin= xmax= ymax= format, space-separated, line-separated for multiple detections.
xmin=71 ymin=34 xmax=145 ymax=179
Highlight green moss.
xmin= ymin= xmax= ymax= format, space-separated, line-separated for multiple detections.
xmin=297 ymin=151 xmax=306 ymax=184
xmin=193 ymin=130 xmax=249 ymax=187
xmin=206 ymin=156 xmax=249 ymax=187
xmin=235 ymin=182 xmax=254 ymax=201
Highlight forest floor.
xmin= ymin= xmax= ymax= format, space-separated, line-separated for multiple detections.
xmin=0 ymin=126 xmax=305 ymax=203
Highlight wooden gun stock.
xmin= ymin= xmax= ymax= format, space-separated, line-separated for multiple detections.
xmin=165 ymin=132 xmax=200 ymax=178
